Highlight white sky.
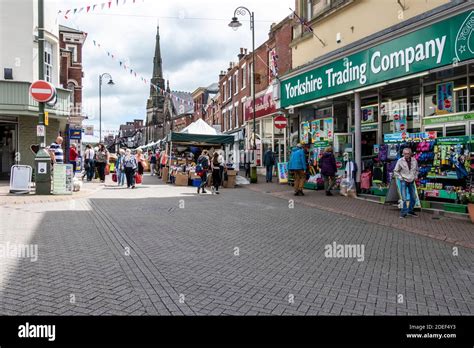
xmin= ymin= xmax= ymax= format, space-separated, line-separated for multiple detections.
xmin=51 ymin=0 xmax=294 ymax=141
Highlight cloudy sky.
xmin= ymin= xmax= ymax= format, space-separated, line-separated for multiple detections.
xmin=52 ymin=0 xmax=294 ymax=141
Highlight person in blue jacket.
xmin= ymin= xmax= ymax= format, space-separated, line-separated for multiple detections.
xmin=289 ymin=143 xmax=307 ymax=196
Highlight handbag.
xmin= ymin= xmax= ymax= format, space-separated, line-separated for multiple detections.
xmin=134 ymin=173 xmax=142 ymax=184
xmin=112 ymin=173 xmax=117 ymax=182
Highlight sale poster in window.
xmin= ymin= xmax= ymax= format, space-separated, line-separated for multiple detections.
xmin=362 ymin=106 xmax=374 ymax=123
xmin=323 ymin=118 xmax=333 ymax=141
xmin=301 ymin=122 xmax=310 ymax=144
xmin=310 ymin=120 xmax=319 ymax=143
xmin=392 ymin=107 xmax=407 ymax=133
xmin=436 ymin=81 xmax=454 ymax=115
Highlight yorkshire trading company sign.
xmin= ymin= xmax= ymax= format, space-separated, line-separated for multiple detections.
xmin=281 ymin=10 xmax=474 ymax=108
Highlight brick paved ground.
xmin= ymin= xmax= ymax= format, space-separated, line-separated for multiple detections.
xmin=247 ymin=174 xmax=474 ymax=249
xmin=0 ymin=174 xmax=472 ymax=315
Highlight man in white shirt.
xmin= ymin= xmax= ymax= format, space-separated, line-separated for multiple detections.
xmin=393 ymin=148 xmax=419 ymax=218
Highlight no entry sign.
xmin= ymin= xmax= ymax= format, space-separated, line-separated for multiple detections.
xmin=30 ymin=80 xmax=56 ymax=103
xmin=274 ymin=115 xmax=287 ymax=129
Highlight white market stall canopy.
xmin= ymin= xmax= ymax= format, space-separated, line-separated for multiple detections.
xmin=180 ymin=118 xmax=219 ymax=135
xmin=167 ymin=119 xmax=234 ymax=145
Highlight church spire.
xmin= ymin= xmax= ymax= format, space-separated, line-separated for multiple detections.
xmin=152 ymin=25 xmax=163 ymax=80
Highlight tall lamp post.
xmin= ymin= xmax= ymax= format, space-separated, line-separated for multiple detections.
xmin=98 ymin=73 xmax=114 ymax=143
xmin=229 ymin=6 xmax=257 ymax=183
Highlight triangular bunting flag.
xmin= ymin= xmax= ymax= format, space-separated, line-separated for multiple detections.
xmin=93 ymin=40 xmax=96 ymax=46
xmin=73 ymin=8 xmax=77 ymax=14
xmin=119 ymin=61 xmax=122 ymax=66
xmin=108 ymin=2 xmax=112 ymax=8
xmin=101 ymin=3 xmax=105 ymax=10
xmin=93 ymin=4 xmax=97 ymax=10
xmin=78 ymin=7 xmax=83 ymax=13
xmin=87 ymin=6 xmax=90 ymax=12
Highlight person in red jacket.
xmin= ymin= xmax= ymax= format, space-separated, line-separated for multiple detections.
xmin=69 ymin=143 xmax=78 ymax=174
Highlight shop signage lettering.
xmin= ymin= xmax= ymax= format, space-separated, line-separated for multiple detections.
xmin=281 ymin=10 xmax=474 ymax=108
xmin=436 ymin=136 xmax=473 ymax=144
xmin=384 ymin=131 xmax=437 ymax=143
xmin=244 ymin=89 xmax=276 ymax=121
xmin=423 ymin=113 xmax=474 ymax=125
xmin=350 ymin=123 xmax=378 ymax=132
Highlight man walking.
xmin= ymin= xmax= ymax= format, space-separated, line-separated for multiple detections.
xmin=394 ymin=148 xmax=419 ymax=218
xmin=263 ymin=148 xmax=276 ymax=183
xmin=48 ymin=136 xmax=64 ymax=165
xmin=289 ymin=143 xmax=307 ymax=196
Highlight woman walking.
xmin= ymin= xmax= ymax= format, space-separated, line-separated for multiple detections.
xmin=211 ymin=152 xmax=221 ymax=194
xmin=149 ymin=150 xmax=157 ymax=176
xmin=116 ymin=148 xmax=126 ymax=186
xmin=122 ymin=149 xmax=137 ymax=189
xmin=95 ymin=143 xmax=109 ymax=183
xmin=196 ymin=150 xmax=210 ymax=194
xmin=136 ymin=149 xmax=145 ymax=176
xmin=318 ymin=146 xmax=338 ymax=196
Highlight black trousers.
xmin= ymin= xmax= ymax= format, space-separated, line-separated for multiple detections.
xmin=96 ymin=162 xmax=106 ymax=181
xmin=219 ymin=165 xmax=224 ymax=187
xmin=212 ymin=169 xmax=220 ymax=191
xmin=125 ymin=167 xmax=136 ymax=187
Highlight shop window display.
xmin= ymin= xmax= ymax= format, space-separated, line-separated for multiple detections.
xmin=423 ymin=77 xmax=468 ymax=116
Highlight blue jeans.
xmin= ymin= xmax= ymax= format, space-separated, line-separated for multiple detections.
xmin=86 ymin=159 xmax=95 ymax=181
xmin=117 ymin=170 xmax=125 ymax=185
xmin=266 ymin=165 xmax=273 ymax=182
xmin=400 ymin=180 xmax=416 ymax=216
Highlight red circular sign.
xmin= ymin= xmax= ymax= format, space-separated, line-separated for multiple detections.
xmin=274 ymin=115 xmax=287 ymax=129
xmin=30 ymin=80 xmax=56 ymax=103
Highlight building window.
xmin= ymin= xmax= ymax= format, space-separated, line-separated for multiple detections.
xmin=44 ymin=41 xmax=53 ymax=83
xmin=229 ymin=108 xmax=233 ymax=129
xmin=241 ymin=64 xmax=247 ymax=89
xmin=228 ymin=78 xmax=232 ymax=101
xmin=66 ymin=44 xmax=77 ymax=62
xmin=235 ymin=104 xmax=239 ymax=128
xmin=234 ymin=71 xmax=239 ymax=95
xmin=67 ymin=82 xmax=75 ymax=107
xmin=424 ymin=77 xmax=467 ymax=117
xmin=223 ymin=82 xmax=227 ymax=101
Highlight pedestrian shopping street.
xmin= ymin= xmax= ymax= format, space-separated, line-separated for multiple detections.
xmin=0 ymin=174 xmax=472 ymax=316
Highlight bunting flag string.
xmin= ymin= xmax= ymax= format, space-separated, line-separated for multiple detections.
xmin=88 ymin=36 xmax=223 ymax=110
xmin=59 ymin=0 xmax=145 ymax=20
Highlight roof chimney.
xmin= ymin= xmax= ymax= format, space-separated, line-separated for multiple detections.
xmin=238 ymin=47 xmax=245 ymax=60
xmin=219 ymin=70 xmax=225 ymax=80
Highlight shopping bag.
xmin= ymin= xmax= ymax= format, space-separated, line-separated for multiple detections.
xmin=135 ymin=173 xmax=142 ymax=184
xmin=112 ymin=173 xmax=117 ymax=182
xmin=105 ymin=164 xmax=110 ymax=176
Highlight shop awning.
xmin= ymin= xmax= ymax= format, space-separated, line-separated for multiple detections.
xmin=167 ymin=132 xmax=235 ymax=145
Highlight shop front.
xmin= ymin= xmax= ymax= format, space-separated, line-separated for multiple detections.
xmin=279 ymin=6 xmax=474 ymax=210
xmin=244 ymin=85 xmax=287 ymax=172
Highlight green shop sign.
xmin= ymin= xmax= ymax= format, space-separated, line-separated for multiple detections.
xmin=436 ymin=135 xmax=474 ymax=144
xmin=350 ymin=122 xmax=378 ymax=132
xmin=423 ymin=113 xmax=474 ymax=125
xmin=281 ymin=10 xmax=474 ymax=108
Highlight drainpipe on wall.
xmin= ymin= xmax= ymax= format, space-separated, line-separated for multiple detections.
xmin=354 ymin=92 xmax=362 ymax=190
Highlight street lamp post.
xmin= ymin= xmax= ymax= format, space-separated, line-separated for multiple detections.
xmin=229 ymin=7 xmax=257 ymax=182
xmin=98 ymin=73 xmax=114 ymax=143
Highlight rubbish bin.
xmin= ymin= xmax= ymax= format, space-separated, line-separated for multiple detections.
xmin=250 ymin=165 xmax=257 ymax=183
xmin=35 ymin=148 xmax=51 ymax=195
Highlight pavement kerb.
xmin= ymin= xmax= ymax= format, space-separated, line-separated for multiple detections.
xmin=244 ymin=184 xmax=474 ymax=250
xmin=0 ymin=183 xmax=106 ymax=206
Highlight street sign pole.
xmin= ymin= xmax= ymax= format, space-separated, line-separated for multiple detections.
xmin=35 ymin=0 xmax=52 ymax=195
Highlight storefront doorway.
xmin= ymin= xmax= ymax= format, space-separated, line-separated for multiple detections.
xmin=273 ymin=137 xmax=285 ymax=163
xmin=0 ymin=123 xmax=18 ymax=180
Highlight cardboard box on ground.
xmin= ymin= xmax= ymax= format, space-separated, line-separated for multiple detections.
xmin=224 ymin=176 xmax=236 ymax=188
xmin=175 ymin=172 xmax=188 ymax=186
xmin=162 ymin=167 xmax=169 ymax=182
